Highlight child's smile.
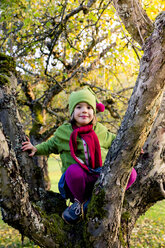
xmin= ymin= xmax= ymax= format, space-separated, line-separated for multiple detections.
xmin=73 ymin=102 xmax=94 ymax=126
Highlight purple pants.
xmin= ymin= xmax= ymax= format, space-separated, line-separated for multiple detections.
xmin=126 ymin=168 xmax=137 ymax=190
xmin=65 ymin=164 xmax=99 ymax=203
xmin=65 ymin=164 xmax=137 ymax=203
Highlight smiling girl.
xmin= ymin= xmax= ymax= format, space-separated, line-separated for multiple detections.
xmin=22 ymin=87 xmax=137 ymax=224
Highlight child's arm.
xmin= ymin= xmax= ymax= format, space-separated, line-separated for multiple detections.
xmin=21 ymin=137 xmax=37 ymax=157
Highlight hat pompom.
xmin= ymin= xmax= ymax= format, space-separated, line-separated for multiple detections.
xmin=96 ymin=102 xmax=105 ymax=112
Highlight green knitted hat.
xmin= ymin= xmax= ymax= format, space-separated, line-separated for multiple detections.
xmin=69 ymin=87 xmax=105 ymax=115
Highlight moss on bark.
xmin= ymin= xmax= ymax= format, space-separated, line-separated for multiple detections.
xmin=0 ymin=53 xmax=17 ymax=86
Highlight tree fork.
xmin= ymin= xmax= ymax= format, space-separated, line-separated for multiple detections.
xmin=86 ymin=12 xmax=165 ymax=247
xmin=0 ymin=12 xmax=165 ymax=248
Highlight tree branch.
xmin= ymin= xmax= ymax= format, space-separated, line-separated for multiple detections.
xmin=0 ymin=127 xmax=68 ymax=247
xmin=87 ymin=11 xmax=165 ymax=246
xmin=120 ymin=92 xmax=165 ymax=242
xmin=112 ymin=0 xmax=153 ymax=46
xmin=45 ymin=1 xmax=98 ymax=74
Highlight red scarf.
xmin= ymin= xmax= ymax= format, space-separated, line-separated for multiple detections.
xmin=69 ymin=124 xmax=102 ymax=172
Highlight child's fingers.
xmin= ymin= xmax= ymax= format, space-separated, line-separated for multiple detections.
xmin=22 ymin=141 xmax=30 ymax=146
xmin=22 ymin=147 xmax=28 ymax=151
xmin=22 ymin=137 xmax=30 ymax=145
xmin=29 ymin=152 xmax=34 ymax=157
xmin=21 ymin=144 xmax=32 ymax=151
xmin=29 ymin=149 xmax=37 ymax=157
xmin=26 ymin=136 xmax=30 ymax=142
xmin=21 ymin=137 xmax=36 ymax=156
xmin=21 ymin=143 xmax=29 ymax=149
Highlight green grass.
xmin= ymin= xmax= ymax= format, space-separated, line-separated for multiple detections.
xmin=0 ymin=157 xmax=165 ymax=247
xmin=48 ymin=156 xmax=62 ymax=192
xmin=0 ymin=216 xmax=39 ymax=248
xmin=130 ymin=200 xmax=165 ymax=248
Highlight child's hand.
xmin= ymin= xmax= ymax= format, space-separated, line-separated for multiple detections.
xmin=21 ymin=136 xmax=37 ymax=157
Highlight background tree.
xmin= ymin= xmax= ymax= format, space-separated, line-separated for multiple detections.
xmin=0 ymin=0 xmax=165 ymax=247
xmin=1 ymin=0 xmax=140 ymax=189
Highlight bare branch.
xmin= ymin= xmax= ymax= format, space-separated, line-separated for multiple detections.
xmin=44 ymin=1 xmax=97 ymax=74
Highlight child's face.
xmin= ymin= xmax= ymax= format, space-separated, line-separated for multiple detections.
xmin=73 ymin=102 xmax=94 ymax=127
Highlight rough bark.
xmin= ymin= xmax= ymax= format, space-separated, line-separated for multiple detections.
xmin=85 ymin=11 xmax=165 ymax=247
xmin=112 ymin=0 xmax=153 ymax=46
xmin=0 ymin=54 xmax=44 ymax=200
xmin=21 ymin=80 xmax=58 ymax=191
xmin=120 ymin=92 xmax=165 ymax=246
xmin=0 ymin=9 xmax=165 ymax=248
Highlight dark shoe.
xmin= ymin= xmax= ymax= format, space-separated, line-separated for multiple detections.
xmin=62 ymin=199 xmax=82 ymax=224
xmin=82 ymin=198 xmax=90 ymax=218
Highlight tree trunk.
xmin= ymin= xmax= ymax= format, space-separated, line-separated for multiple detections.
xmin=85 ymin=12 xmax=165 ymax=247
xmin=0 ymin=11 xmax=165 ymax=248
xmin=120 ymin=92 xmax=165 ymax=247
xmin=21 ymin=80 xmax=52 ymax=190
xmin=30 ymin=135 xmax=51 ymax=191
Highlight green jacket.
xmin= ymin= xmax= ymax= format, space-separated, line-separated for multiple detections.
xmin=35 ymin=122 xmax=116 ymax=173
